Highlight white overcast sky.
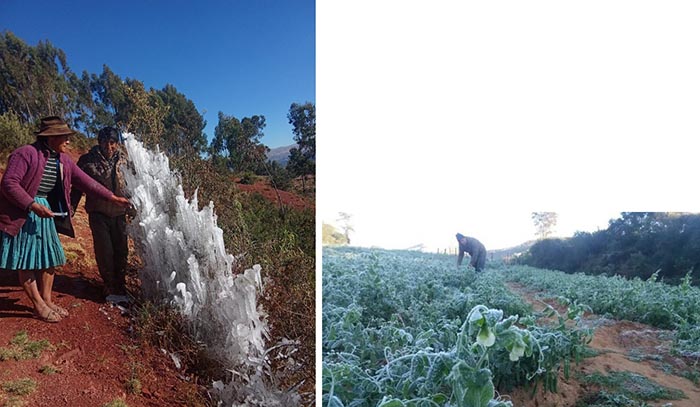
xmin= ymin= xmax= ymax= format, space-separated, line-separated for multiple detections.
xmin=317 ymin=1 xmax=700 ymax=251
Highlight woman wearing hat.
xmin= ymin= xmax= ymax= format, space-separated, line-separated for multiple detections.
xmin=0 ymin=116 xmax=131 ymax=323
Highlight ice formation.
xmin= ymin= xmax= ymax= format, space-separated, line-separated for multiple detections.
xmin=120 ymin=134 xmax=297 ymax=405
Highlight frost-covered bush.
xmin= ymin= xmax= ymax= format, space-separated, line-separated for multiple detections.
xmin=121 ymin=134 xmax=297 ymax=406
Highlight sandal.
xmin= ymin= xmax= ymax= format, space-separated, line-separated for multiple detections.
xmin=33 ymin=309 xmax=62 ymax=323
xmin=49 ymin=304 xmax=69 ymax=318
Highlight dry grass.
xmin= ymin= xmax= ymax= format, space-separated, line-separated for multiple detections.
xmin=0 ymin=331 xmax=53 ymax=361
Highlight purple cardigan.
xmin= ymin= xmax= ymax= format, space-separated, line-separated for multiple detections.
xmin=0 ymin=142 xmax=114 ymax=237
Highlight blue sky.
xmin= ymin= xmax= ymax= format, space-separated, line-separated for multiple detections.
xmin=0 ymin=0 xmax=315 ymax=148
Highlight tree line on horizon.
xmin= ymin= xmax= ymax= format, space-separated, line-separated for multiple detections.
xmin=517 ymin=212 xmax=700 ymax=284
xmin=0 ymin=31 xmax=314 ymax=191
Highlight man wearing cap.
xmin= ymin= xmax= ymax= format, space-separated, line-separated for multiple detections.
xmin=455 ymin=233 xmax=487 ymax=272
xmin=0 ymin=116 xmax=130 ymax=322
xmin=70 ymin=127 xmax=130 ymax=305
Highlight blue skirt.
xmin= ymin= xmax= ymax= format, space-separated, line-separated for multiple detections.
xmin=0 ymin=197 xmax=66 ymax=270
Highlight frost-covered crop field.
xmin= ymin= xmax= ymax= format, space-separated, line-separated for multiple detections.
xmin=322 ymin=247 xmax=598 ymax=407
xmin=504 ymin=264 xmax=700 ymax=357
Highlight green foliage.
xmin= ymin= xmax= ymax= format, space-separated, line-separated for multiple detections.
xmin=0 ymin=331 xmax=53 ymax=361
xmin=124 ymin=361 xmax=144 ymax=395
xmin=68 ymin=131 xmax=93 ymax=153
xmin=1 ymin=378 xmax=37 ymax=396
xmin=83 ymin=65 xmax=128 ymax=134
xmin=286 ymin=102 xmax=315 ymax=193
xmin=286 ymin=102 xmax=315 ymax=177
xmin=101 ymin=399 xmax=129 ymax=407
xmin=265 ymin=160 xmax=293 ymax=191
xmin=239 ymin=171 xmax=257 ymax=185
xmin=155 ymin=84 xmax=207 ymax=156
xmin=38 ymin=365 xmax=58 ymax=375
xmin=131 ymin=300 xmax=202 ymax=371
xmin=0 ymin=111 xmax=33 ymax=156
xmin=210 ymin=112 xmax=268 ymax=173
xmin=581 ymin=371 xmax=684 ymax=401
xmin=323 ymin=247 xmax=593 ymax=406
xmin=0 ymin=31 xmax=76 ymax=123
xmin=519 ymin=212 xmax=700 ymax=282
xmin=503 ymin=265 xmax=700 ymax=356
xmin=126 ymin=378 xmax=142 ymax=395
xmin=576 ymin=390 xmax=651 ymax=407
xmin=120 ymin=79 xmax=167 ymax=148
xmin=287 ymin=102 xmax=315 ymax=159
xmin=0 ymin=32 xmax=255 ymax=161
xmin=1 ymin=395 xmax=27 ymax=407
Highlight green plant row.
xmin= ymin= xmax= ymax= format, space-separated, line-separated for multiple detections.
xmin=501 ymin=265 xmax=700 ymax=356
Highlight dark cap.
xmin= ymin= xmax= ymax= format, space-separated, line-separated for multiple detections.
xmin=456 ymin=233 xmax=465 ymax=240
xmin=97 ymin=126 xmax=120 ymax=142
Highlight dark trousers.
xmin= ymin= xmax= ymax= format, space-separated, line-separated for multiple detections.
xmin=88 ymin=213 xmax=128 ymax=295
xmin=472 ymin=249 xmax=486 ymax=272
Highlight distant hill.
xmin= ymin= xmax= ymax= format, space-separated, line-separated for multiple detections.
xmin=267 ymin=144 xmax=296 ymax=165
xmin=489 ymin=240 xmax=537 ymax=262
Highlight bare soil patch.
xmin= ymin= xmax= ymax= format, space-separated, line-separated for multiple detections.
xmin=234 ymin=177 xmax=314 ymax=211
xmin=505 ymin=282 xmax=700 ymax=407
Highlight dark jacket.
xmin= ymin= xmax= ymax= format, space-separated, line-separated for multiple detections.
xmin=71 ymin=145 xmax=127 ymax=218
xmin=457 ymin=236 xmax=487 ymax=270
xmin=0 ymin=142 xmax=113 ymax=237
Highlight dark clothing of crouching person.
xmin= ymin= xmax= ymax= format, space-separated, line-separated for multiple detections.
xmin=456 ymin=233 xmax=487 ymax=272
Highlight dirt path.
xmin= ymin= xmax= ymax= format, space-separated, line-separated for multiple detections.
xmin=505 ymin=282 xmax=700 ymax=407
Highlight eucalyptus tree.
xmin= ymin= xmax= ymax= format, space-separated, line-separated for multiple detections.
xmin=532 ymin=212 xmax=558 ymax=239
xmin=156 ymin=84 xmax=207 ymax=156
xmin=87 ymin=65 xmax=128 ymax=131
xmin=210 ymin=112 xmax=268 ymax=173
xmin=120 ymin=79 xmax=168 ymax=148
xmin=286 ymin=102 xmax=315 ymax=191
xmin=0 ymin=31 xmax=76 ymax=123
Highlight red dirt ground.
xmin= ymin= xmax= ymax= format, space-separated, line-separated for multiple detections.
xmin=0 ymin=151 xmax=315 ymax=406
xmin=0 ymin=195 xmax=208 ymax=406
xmin=234 ymin=177 xmax=314 ymax=211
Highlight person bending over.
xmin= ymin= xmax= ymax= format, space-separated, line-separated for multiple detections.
xmin=455 ymin=233 xmax=486 ymax=272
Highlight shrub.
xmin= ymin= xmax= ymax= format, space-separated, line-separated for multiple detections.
xmin=101 ymin=399 xmax=129 ymax=407
xmin=0 ymin=331 xmax=52 ymax=361
xmin=0 ymin=111 xmax=33 ymax=157
xmin=266 ymin=161 xmax=293 ymax=191
xmin=239 ymin=171 xmax=256 ymax=185
xmin=1 ymin=378 xmax=37 ymax=396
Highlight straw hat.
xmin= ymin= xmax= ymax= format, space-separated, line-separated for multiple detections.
xmin=34 ymin=116 xmax=76 ymax=137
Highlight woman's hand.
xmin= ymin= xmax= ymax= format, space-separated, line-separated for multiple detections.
xmin=110 ymin=195 xmax=131 ymax=208
xmin=29 ymin=202 xmax=54 ymax=218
